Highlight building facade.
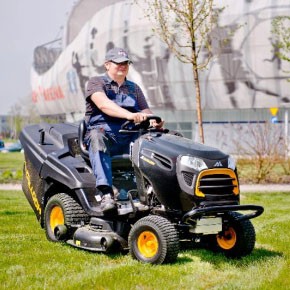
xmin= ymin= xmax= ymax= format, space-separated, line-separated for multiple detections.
xmin=30 ymin=0 xmax=290 ymax=154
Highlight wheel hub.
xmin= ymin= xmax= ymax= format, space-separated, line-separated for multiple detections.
xmin=50 ymin=206 xmax=64 ymax=232
xmin=217 ymin=227 xmax=237 ymax=249
xmin=137 ymin=231 xmax=159 ymax=258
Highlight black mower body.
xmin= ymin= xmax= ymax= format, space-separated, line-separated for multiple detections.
xmin=20 ymin=119 xmax=263 ymax=263
xmin=132 ymin=133 xmax=239 ymax=211
xmin=20 ymin=122 xmax=96 ymax=222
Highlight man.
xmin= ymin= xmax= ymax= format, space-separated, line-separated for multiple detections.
xmin=84 ymin=47 xmax=162 ymax=212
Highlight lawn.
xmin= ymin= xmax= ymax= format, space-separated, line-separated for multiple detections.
xmin=0 ymin=152 xmax=24 ymax=183
xmin=0 ymin=190 xmax=289 ymax=289
xmin=0 ymin=152 xmax=24 ymax=171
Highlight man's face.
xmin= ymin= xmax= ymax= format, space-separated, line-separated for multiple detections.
xmin=105 ymin=61 xmax=130 ymax=78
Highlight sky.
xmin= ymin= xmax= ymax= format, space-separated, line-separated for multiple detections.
xmin=0 ymin=0 xmax=75 ymax=115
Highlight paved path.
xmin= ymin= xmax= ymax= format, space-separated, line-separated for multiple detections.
xmin=1 ymin=183 xmax=290 ymax=192
xmin=240 ymin=184 xmax=290 ymax=193
xmin=0 ymin=183 xmax=22 ymax=190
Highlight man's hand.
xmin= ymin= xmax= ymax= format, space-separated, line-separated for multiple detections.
xmin=127 ymin=112 xmax=149 ymax=123
xmin=149 ymin=119 xmax=164 ymax=128
xmin=127 ymin=112 xmax=164 ymax=128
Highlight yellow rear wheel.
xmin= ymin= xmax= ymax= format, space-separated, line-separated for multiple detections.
xmin=50 ymin=206 xmax=65 ymax=233
xmin=44 ymin=193 xmax=89 ymax=242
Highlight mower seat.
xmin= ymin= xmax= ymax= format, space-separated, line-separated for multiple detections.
xmin=78 ymin=119 xmax=90 ymax=161
xmin=78 ymin=119 xmax=132 ymax=169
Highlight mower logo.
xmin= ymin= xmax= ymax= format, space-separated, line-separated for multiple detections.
xmin=213 ymin=161 xmax=223 ymax=167
xmin=141 ymin=155 xmax=155 ymax=166
xmin=24 ymin=161 xmax=42 ymax=215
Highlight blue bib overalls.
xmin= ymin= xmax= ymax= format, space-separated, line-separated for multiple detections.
xmin=85 ymin=78 xmax=140 ymax=188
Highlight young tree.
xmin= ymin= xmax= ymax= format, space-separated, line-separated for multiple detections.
xmin=8 ymin=104 xmax=22 ymax=139
xmin=136 ymin=0 xmax=222 ymax=143
xmin=271 ymin=16 xmax=290 ymax=81
xmin=233 ymin=122 xmax=285 ymax=183
xmin=271 ymin=16 xmax=290 ymax=163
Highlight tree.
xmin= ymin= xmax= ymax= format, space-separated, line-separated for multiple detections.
xmin=8 ymin=104 xmax=22 ymax=139
xmin=136 ymin=0 xmax=223 ymax=143
xmin=233 ymin=122 xmax=285 ymax=183
xmin=271 ymin=16 xmax=290 ymax=81
xmin=271 ymin=16 xmax=290 ymax=164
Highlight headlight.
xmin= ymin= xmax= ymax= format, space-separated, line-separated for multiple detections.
xmin=180 ymin=156 xmax=208 ymax=171
xmin=228 ymin=156 xmax=236 ymax=170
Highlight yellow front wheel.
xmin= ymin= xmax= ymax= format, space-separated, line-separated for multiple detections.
xmin=217 ymin=227 xmax=237 ymax=250
xmin=129 ymin=216 xmax=179 ymax=264
xmin=137 ymin=230 xmax=159 ymax=258
xmin=213 ymin=212 xmax=256 ymax=258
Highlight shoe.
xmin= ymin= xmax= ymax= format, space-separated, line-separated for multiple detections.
xmin=98 ymin=185 xmax=113 ymax=195
xmin=100 ymin=194 xmax=117 ymax=212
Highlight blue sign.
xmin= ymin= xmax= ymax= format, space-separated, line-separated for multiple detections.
xmin=271 ymin=116 xmax=278 ymax=123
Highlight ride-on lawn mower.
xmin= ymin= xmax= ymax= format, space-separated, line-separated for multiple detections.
xmin=20 ymin=116 xmax=263 ymax=264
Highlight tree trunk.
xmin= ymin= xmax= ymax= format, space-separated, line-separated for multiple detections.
xmin=192 ymin=64 xmax=204 ymax=143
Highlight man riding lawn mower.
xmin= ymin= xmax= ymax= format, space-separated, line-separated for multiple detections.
xmin=20 ymin=115 xmax=263 ymax=264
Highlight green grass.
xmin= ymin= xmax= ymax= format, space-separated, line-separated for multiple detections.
xmin=0 ymin=190 xmax=289 ymax=289
xmin=0 ymin=153 xmax=24 ymax=183
xmin=0 ymin=152 xmax=24 ymax=171
xmin=1 ymin=151 xmax=290 ymax=184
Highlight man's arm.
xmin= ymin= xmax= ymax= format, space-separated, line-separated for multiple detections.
xmin=91 ymin=92 xmax=150 ymax=123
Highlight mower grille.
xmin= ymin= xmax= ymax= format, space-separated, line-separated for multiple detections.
xmin=195 ymin=168 xmax=239 ymax=197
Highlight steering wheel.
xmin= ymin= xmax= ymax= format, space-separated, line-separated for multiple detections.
xmin=120 ymin=115 xmax=162 ymax=133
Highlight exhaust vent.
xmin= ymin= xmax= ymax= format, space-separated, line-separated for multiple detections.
xmin=152 ymin=153 xmax=172 ymax=170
